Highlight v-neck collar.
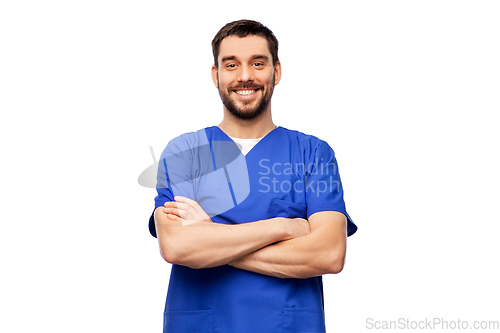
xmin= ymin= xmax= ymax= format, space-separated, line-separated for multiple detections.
xmin=213 ymin=126 xmax=281 ymax=158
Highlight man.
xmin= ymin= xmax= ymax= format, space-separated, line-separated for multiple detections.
xmin=149 ymin=19 xmax=357 ymax=333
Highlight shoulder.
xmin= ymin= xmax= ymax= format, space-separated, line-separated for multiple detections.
xmin=278 ymin=127 xmax=334 ymax=156
xmin=278 ymin=126 xmax=328 ymax=145
xmin=161 ymin=127 xmax=214 ymax=156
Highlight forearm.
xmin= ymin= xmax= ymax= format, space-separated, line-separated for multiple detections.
xmin=229 ymin=235 xmax=340 ymax=279
xmin=229 ymin=212 xmax=347 ymax=279
xmin=154 ymin=207 xmax=290 ymax=269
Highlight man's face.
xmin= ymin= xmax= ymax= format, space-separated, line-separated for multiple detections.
xmin=212 ymin=35 xmax=281 ymax=120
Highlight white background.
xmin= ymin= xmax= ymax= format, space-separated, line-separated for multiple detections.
xmin=1 ymin=1 xmax=499 ymax=332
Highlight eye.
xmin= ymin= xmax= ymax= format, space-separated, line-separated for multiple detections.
xmin=253 ymin=62 xmax=264 ymax=67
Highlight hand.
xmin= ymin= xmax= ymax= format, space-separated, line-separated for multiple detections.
xmin=163 ymin=196 xmax=213 ymax=226
xmin=282 ymin=217 xmax=311 ymax=240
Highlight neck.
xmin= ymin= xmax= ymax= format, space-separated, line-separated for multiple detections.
xmin=218 ymin=104 xmax=276 ymax=139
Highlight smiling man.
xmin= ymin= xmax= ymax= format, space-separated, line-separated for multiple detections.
xmin=150 ymin=19 xmax=357 ymax=333
xmin=215 ymin=34 xmax=278 ymax=121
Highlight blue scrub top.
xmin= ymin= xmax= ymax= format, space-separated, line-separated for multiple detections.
xmin=150 ymin=126 xmax=356 ymax=333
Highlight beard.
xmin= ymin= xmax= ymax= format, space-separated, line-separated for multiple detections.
xmin=218 ymin=75 xmax=275 ymax=120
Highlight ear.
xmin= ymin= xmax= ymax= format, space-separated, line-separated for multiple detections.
xmin=211 ymin=64 xmax=219 ymax=88
xmin=274 ymin=61 xmax=282 ymax=85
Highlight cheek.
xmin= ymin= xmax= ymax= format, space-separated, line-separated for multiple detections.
xmin=260 ymin=71 xmax=275 ymax=85
xmin=218 ymin=71 xmax=235 ymax=85
xmin=218 ymin=78 xmax=232 ymax=91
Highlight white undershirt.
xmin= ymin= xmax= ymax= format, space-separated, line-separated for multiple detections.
xmin=229 ymin=136 xmax=263 ymax=156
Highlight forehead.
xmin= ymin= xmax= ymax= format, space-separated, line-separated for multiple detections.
xmin=218 ymin=35 xmax=271 ymax=62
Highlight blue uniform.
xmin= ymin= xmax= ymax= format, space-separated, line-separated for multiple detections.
xmin=149 ymin=126 xmax=356 ymax=333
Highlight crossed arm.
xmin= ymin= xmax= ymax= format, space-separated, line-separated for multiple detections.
xmin=154 ymin=196 xmax=347 ymax=279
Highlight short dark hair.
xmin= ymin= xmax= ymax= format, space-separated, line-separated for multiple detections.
xmin=212 ymin=19 xmax=279 ymax=68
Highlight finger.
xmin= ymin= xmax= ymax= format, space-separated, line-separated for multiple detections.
xmin=164 ymin=201 xmax=177 ymax=208
xmin=172 ymin=202 xmax=192 ymax=212
xmin=165 ymin=207 xmax=192 ymax=219
xmin=163 ymin=207 xmax=179 ymax=216
xmin=164 ymin=203 xmax=194 ymax=219
xmin=174 ymin=196 xmax=198 ymax=206
xmin=174 ymin=196 xmax=207 ymax=217
xmin=165 ymin=201 xmax=193 ymax=212
xmin=166 ymin=213 xmax=182 ymax=221
xmin=174 ymin=197 xmax=205 ymax=217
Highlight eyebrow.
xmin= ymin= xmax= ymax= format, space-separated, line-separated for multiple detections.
xmin=220 ymin=54 xmax=270 ymax=63
xmin=251 ymin=55 xmax=270 ymax=62
xmin=221 ymin=55 xmax=237 ymax=63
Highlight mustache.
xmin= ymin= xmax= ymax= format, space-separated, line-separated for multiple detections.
xmin=228 ymin=83 xmax=264 ymax=91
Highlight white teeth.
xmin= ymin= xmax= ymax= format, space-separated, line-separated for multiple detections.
xmin=235 ymin=90 xmax=256 ymax=96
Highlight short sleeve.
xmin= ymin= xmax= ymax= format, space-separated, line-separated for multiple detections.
xmin=305 ymin=141 xmax=357 ymax=236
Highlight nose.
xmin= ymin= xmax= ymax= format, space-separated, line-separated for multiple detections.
xmin=237 ymin=64 xmax=254 ymax=82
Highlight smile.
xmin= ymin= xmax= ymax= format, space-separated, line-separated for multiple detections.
xmin=235 ymin=89 xmax=258 ymax=97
